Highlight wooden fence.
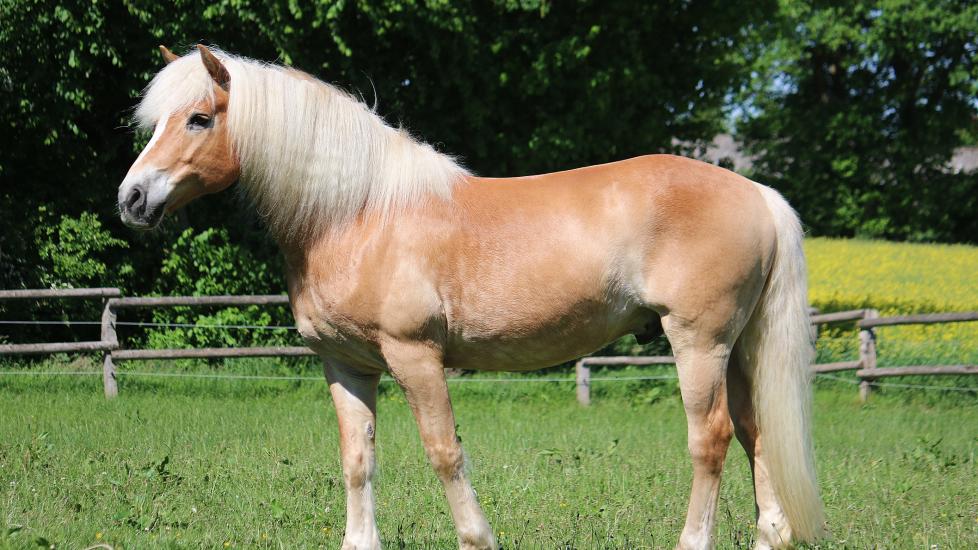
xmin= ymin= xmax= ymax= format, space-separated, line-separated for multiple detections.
xmin=575 ymin=308 xmax=977 ymax=404
xmin=2 ymin=289 xmax=976 ymax=401
xmin=0 ymin=289 xmax=312 ymax=398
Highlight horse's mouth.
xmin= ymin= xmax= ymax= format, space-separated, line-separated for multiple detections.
xmin=121 ymin=200 xmax=167 ymax=231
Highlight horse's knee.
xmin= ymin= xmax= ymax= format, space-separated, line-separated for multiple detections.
xmin=427 ymin=441 xmax=464 ymax=480
xmin=342 ymin=449 xmax=372 ymax=489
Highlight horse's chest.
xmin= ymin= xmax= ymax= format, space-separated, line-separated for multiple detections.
xmin=289 ymin=269 xmax=444 ymax=369
xmin=290 ymin=291 xmax=386 ymax=368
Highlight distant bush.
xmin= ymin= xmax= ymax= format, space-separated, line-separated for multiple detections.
xmin=143 ymin=227 xmax=296 ymax=351
xmin=35 ymin=210 xmax=132 ymax=290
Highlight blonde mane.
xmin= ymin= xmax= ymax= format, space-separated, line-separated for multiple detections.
xmin=135 ymin=48 xmax=469 ymax=240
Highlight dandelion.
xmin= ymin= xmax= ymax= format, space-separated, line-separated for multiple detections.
xmin=95 ymin=532 xmax=102 ymax=540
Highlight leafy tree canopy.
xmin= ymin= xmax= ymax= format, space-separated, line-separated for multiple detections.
xmin=0 ymin=0 xmax=975 ymax=302
xmin=738 ymin=0 xmax=978 ymax=242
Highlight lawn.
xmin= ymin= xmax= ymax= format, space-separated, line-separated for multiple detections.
xmin=1 ymin=375 xmax=976 ymax=549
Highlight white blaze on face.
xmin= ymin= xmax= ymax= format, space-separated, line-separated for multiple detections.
xmin=133 ymin=113 xmax=170 ymax=168
xmin=119 ymin=112 xmax=177 ymax=227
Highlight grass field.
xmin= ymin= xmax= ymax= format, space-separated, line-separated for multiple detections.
xmin=1 ymin=375 xmax=976 ymax=549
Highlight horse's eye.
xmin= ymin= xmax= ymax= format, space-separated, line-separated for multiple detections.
xmin=187 ymin=113 xmax=213 ymax=129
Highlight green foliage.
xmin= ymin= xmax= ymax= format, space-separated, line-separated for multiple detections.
xmin=35 ymin=210 xmax=131 ymax=289
xmin=145 ymin=227 xmax=293 ymax=350
xmin=156 ymin=227 xmax=278 ymax=297
xmin=738 ymin=0 xmax=978 ymax=243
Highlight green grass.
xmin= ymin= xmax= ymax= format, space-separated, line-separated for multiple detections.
xmin=1 ymin=373 xmax=976 ymax=549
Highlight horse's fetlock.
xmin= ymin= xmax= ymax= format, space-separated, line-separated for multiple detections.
xmin=755 ymin=510 xmax=792 ymax=549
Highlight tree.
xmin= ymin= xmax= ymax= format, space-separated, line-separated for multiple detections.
xmin=737 ymin=0 xmax=978 ymax=242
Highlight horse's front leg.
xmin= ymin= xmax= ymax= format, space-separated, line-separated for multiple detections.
xmin=385 ymin=343 xmax=497 ymax=550
xmin=324 ymin=361 xmax=382 ymax=550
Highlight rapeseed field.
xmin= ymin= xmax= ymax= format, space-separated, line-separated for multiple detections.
xmin=805 ymin=238 xmax=978 ymax=369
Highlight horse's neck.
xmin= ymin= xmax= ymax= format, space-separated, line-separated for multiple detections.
xmin=277 ymin=207 xmax=422 ymax=297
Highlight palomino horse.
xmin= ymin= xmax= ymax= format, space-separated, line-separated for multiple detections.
xmin=118 ymin=45 xmax=825 ymax=549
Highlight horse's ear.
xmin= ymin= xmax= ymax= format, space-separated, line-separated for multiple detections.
xmin=197 ymin=44 xmax=230 ymax=90
xmin=159 ymin=45 xmax=179 ymax=65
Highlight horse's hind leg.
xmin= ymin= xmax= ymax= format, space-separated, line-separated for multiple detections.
xmin=664 ymin=316 xmax=735 ymax=550
xmin=324 ymin=361 xmax=382 ymax=550
xmin=385 ymin=343 xmax=497 ymax=550
xmin=727 ymin=349 xmax=792 ymax=549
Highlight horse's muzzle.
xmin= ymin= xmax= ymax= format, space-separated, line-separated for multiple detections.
xmin=118 ymin=170 xmax=170 ymax=230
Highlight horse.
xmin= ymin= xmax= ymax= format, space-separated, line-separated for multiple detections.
xmin=117 ymin=45 xmax=825 ymax=550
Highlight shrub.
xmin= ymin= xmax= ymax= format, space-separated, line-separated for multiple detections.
xmin=35 ymin=209 xmax=132 ymax=289
xmin=143 ymin=227 xmax=295 ymax=351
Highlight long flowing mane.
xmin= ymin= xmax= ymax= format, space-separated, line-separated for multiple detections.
xmin=134 ymin=48 xmax=469 ymax=239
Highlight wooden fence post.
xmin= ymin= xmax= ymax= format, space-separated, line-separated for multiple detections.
xmin=575 ymin=359 xmax=590 ymax=406
xmin=858 ymin=309 xmax=879 ymax=402
xmin=101 ymin=299 xmax=118 ymax=398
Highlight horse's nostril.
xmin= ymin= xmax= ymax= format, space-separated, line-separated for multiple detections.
xmin=124 ymin=186 xmax=148 ymax=216
xmin=126 ymin=187 xmax=143 ymax=209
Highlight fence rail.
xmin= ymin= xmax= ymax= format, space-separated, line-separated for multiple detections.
xmin=2 ymin=288 xmax=976 ymax=401
xmin=109 ymin=295 xmax=291 ymax=308
xmin=858 ymin=311 xmax=978 ymax=328
xmin=111 ymin=346 xmax=315 ymax=361
xmin=0 ymin=288 xmax=121 ymax=300
xmin=857 ymin=365 xmax=978 ymax=378
xmin=575 ymin=307 xmax=977 ymax=404
xmin=0 ymin=341 xmax=115 ymax=355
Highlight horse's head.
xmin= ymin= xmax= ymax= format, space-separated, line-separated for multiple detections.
xmin=118 ymin=45 xmax=240 ymax=230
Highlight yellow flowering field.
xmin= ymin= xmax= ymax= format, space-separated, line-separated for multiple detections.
xmin=805 ymin=238 xmax=978 ymax=368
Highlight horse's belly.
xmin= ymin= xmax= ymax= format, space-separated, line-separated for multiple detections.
xmin=443 ymin=299 xmax=649 ymax=371
xmin=445 ymin=336 xmax=615 ymax=372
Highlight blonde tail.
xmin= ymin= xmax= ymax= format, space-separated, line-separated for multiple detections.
xmin=739 ymin=183 xmax=825 ymax=542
